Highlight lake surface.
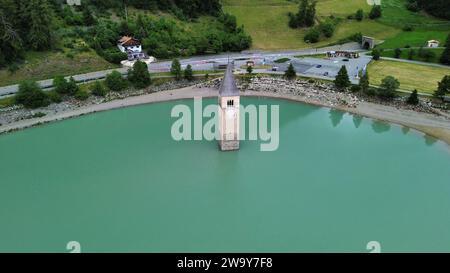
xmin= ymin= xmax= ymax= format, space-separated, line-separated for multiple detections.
xmin=1 ymin=98 xmax=450 ymax=253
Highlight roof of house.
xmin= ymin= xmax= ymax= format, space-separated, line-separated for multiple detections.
xmin=219 ymin=63 xmax=239 ymax=97
xmin=118 ymin=36 xmax=141 ymax=47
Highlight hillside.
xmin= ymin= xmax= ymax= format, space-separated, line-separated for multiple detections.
xmin=223 ymin=0 xmax=450 ymax=50
xmin=0 ymin=0 xmax=251 ymax=86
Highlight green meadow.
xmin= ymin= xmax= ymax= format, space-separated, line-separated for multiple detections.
xmin=223 ymin=0 xmax=450 ymax=50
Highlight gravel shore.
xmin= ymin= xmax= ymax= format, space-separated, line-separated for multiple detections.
xmin=1 ymin=77 xmax=450 ymax=146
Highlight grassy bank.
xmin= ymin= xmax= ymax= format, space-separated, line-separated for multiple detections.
xmin=223 ymin=0 xmax=449 ymax=51
xmin=0 ymin=50 xmax=118 ymax=87
xmin=367 ymin=60 xmax=450 ymax=93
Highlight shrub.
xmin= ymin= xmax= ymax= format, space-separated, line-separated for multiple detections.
xmin=304 ymin=28 xmax=320 ymax=43
xmin=7 ymin=63 xmax=19 ymax=74
xmin=372 ymin=48 xmax=381 ymax=60
xmin=75 ymin=89 xmax=89 ymax=101
xmin=48 ymin=91 xmax=62 ymax=103
xmin=90 ymin=81 xmax=107 ymax=97
xmin=403 ymin=24 xmax=414 ymax=31
xmin=355 ymin=9 xmax=364 ymax=21
xmin=15 ymin=81 xmax=50 ymax=109
xmin=319 ymin=21 xmax=335 ymax=38
xmin=408 ymin=49 xmax=415 ymax=60
xmin=369 ymin=5 xmax=382 ymax=19
xmin=53 ymin=76 xmax=69 ymax=94
xmin=394 ymin=48 xmax=402 ymax=58
xmin=67 ymin=77 xmax=79 ymax=95
xmin=350 ymin=85 xmax=361 ymax=93
xmin=105 ymin=71 xmax=127 ymax=92
xmin=406 ymin=1 xmax=420 ymax=12
xmin=378 ymin=76 xmax=400 ymax=100
xmin=421 ymin=50 xmax=436 ymax=62
xmin=53 ymin=76 xmax=78 ymax=95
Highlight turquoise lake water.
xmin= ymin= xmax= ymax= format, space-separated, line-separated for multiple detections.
xmin=1 ymin=98 xmax=450 ymax=252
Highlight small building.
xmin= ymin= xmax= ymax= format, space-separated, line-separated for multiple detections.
xmin=218 ymin=63 xmax=240 ymax=151
xmin=117 ymin=36 xmax=142 ymax=53
xmin=117 ymin=36 xmax=149 ymax=61
xmin=427 ymin=40 xmax=440 ymax=48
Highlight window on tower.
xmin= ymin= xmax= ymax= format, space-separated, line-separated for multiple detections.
xmin=227 ymin=100 xmax=234 ymax=107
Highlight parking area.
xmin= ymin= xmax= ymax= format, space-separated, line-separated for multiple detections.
xmin=260 ymin=55 xmax=372 ymax=83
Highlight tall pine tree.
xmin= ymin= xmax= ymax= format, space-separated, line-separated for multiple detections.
xmin=440 ymin=33 xmax=450 ymax=65
xmin=334 ymin=65 xmax=351 ymax=90
xmin=25 ymin=0 xmax=55 ymax=50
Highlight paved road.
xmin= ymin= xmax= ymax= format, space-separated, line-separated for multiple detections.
xmin=0 ymin=43 xmax=363 ymax=97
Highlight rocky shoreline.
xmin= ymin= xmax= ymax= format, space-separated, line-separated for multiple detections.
xmin=0 ymin=79 xmax=205 ymax=128
xmin=199 ymin=76 xmax=447 ymax=117
xmin=1 ymin=76 xmax=450 ymax=146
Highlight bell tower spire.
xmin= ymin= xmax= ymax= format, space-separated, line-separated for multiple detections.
xmin=218 ymin=62 xmax=240 ymax=151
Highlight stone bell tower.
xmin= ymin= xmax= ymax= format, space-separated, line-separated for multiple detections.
xmin=218 ymin=63 xmax=240 ymax=151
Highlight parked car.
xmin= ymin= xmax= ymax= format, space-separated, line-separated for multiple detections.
xmin=316 ymin=65 xmax=322 ymax=68
xmin=272 ymin=66 xmax=279 ymax=71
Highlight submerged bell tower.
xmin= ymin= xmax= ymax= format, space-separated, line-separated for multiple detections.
xmin=218 ymin=63 xmax=240 ymax=151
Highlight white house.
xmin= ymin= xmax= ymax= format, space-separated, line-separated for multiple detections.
xmin=427 ymin=40 xmax=440 ymax=48
xmin=117 ymin=36 xmax=142 ymax=53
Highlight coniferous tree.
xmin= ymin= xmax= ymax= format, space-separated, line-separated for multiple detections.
xmin=82 ymin=6 xmax=96 ymax=26
xmin=407 ymin=89 xmax=419 ymax=105
xmin=128 ymin=61 xmax=152 ymax=88
xmin=289 ymin=0 xmax=316 ymax=28
xmin=171 ymin=59 xmax=182 ymax=80
xmin=284 ymin=63 xmax=296 ymax=80
xmin=369 ymin=5 xmax=382 ymax=19
xmin=246 ymin=65 xmax=253 ymax=75
xmin=0 ymin=0 xmax=24 ymax=67
xmin=359 ymin=71 xmax=370 ymax=94
xmin=25 ymin=0 xmax=55 ymax=50
xmin=355 ymin=9 xmax=364 ymax=21
xmin=184 ymin=64 xmax=194 ymax=81
xmin=334 ymin=65 xmax=351 ymax=90
xmin=434 ymin=75 xmax=450 ymax=100
xmin=440 ymin=33 xmax=450 ymax=65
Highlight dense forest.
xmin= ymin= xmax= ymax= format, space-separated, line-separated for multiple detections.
xmin=412 ymin=0 xmax=450 ymax=20
xmin=0 ymin=0 xmax=251 ymax=68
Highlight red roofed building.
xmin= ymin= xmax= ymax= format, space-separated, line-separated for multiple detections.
xmin=117 ymin=36 xmax=148 ymax=61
